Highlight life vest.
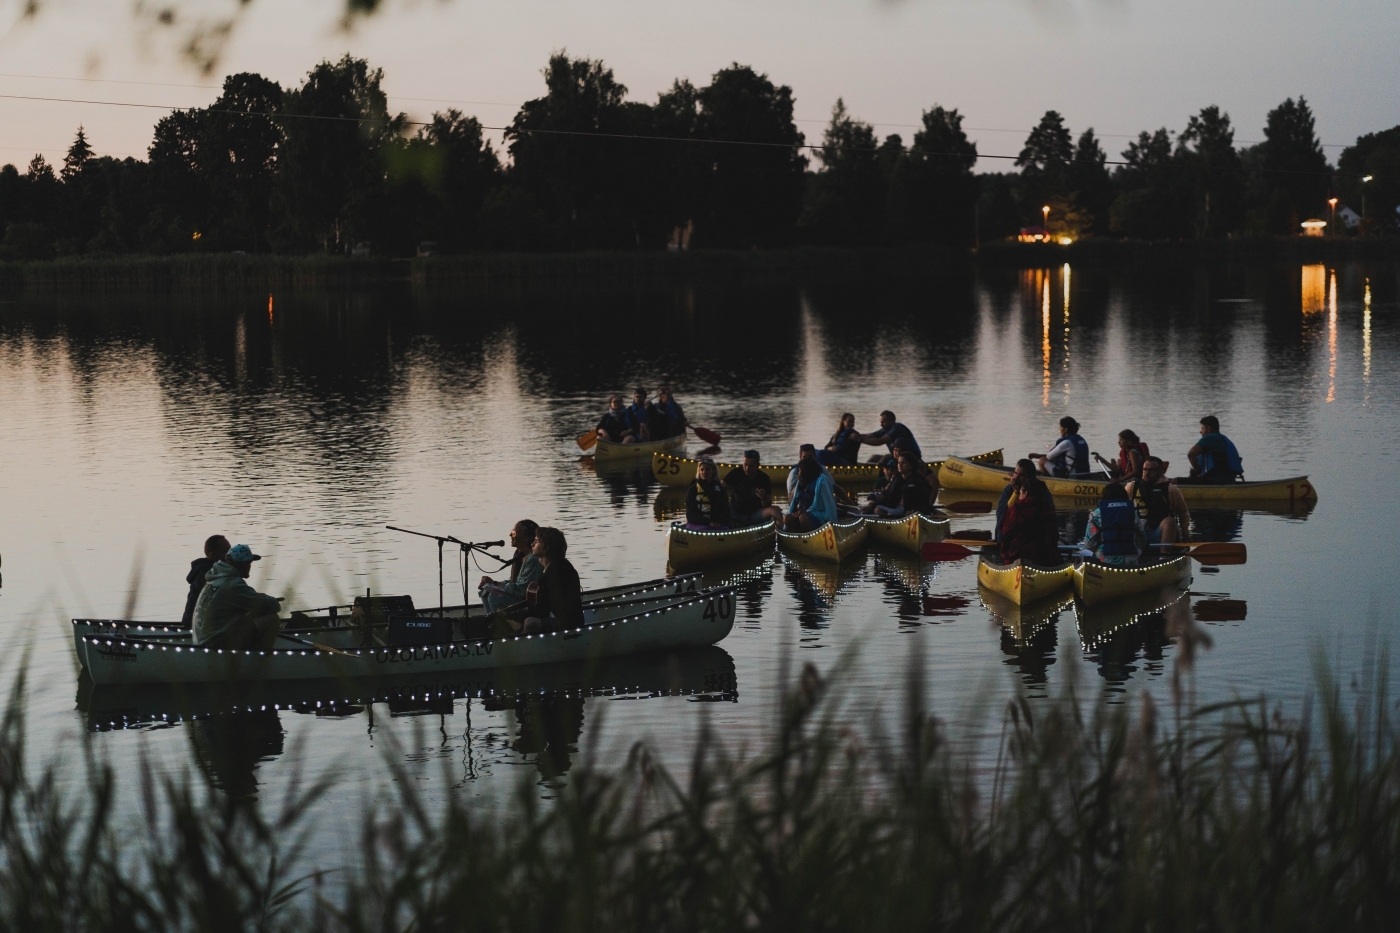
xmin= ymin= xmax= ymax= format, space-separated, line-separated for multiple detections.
xmin=691 ymin=480 xmax=723 ymax=521
xmin=1133 ymin=479 xmax=1173 ymax=529
xmin=1049 ymin=433 xmax=1090 ymax=476
xmin=1201 ymin=434 xmax=1244 ymax=479
xmin=1119 ymin=441 xmax=1150 ymax=477
xmin=1098 ymin=499 xmax=1139 ymax=556
xmin=793 ymin=477 xmax=818 ymax=513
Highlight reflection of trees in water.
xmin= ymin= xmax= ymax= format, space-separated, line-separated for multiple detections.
xmin=1190 ymin=508 xmax=1244 ymax=541
xmin=189 ymin=709 xmax=285 ymax=801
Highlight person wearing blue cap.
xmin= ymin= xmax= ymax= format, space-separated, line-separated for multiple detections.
xmin=192 ymin=543 xmax=284 ymax=649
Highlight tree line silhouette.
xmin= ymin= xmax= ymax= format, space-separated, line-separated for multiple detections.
xmin=0 ymin=52 xmax=1394 ymax=260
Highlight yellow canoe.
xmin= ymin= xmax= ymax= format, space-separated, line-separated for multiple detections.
xmin=595 ymin=432 xmax=687 ymax=463
xmin=667 ymin=520 xmax=776 ymax=571
xmin=863 ymin=511 xmax=950 ymax=554
xmin=938 ymin=455 xmax=1317 ymax=506
xmin=976 ymin=552 xmax=1076 ymax=606
xmin=979 ymin=587 xmax=1074 ymax=645
xmin=653 ymin=448 xmax=1005 ymax=488
xmin=1073 ymin=555 xmax=1192 ymax=608
xmin=776 ymin=518 xmax=869 ymax=564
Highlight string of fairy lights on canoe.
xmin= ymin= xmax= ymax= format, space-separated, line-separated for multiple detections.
xmin=0 ymin=91 xmax=1366 ymax=179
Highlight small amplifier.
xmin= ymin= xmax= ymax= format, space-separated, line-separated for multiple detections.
xmin=387 ymin=617 xmax=452 ymax=646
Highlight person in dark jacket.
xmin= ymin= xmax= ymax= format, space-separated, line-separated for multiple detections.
xmin=521 ymin=527 xmax=585 ymax=634
xmin=182 ymin=534 xmax=230 ymax=625
xmin=818 ymin=413 xmax=862 ymax=466
xmin=651 ymin=385 xmax=688 ymax=439
xmin=861 ymin=458 xmax=902 ymax=513
xmin=875 ymin=454 xmax=934 ymax=517
xmin=685 ymin=458 xmax=731 ymax=529
xmin=996 ymin=461 xmax=1062 ymax=566
xmin=859 ymin=410 xmax=922 ymax=462
xmin=596 ymin=395 xmax=633 ymax=443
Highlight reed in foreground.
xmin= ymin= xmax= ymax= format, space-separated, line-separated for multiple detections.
xmin=1 ymin=657 xmax=1397 ymax=932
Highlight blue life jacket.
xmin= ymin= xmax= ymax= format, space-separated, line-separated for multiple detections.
xmin=1099 ymin=499 xmax=1139 ymax=556
xmin=793 ymin=478 xmax=817 ymax=513
xmin=1049 ymin=433 xmax=1090 ymax=476
xmin=1200 ymin=433 xmax=1244 ymax=479
xmin=624 ymin=402 xmax=651 ymax=433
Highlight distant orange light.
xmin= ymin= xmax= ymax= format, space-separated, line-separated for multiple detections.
xmin=1328 ymin=198 xmax=1338 ymax=208
xmin=267 ymin=293 xmax=274 ymax=324
xmin=192 ymin=231 xmax=201 ymax=240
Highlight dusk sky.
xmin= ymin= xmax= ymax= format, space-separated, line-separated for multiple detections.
xmin=0 ymin=0 xmax=1394 ymax=171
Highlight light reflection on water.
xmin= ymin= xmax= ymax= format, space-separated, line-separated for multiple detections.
xmin=0 ymin=260 xmax=1396 ymax=823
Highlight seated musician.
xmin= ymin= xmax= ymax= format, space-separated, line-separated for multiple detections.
xmin=478 ymin=520 xmax=542 ymax=613
xmin=519 ymin=527 xmax=585 ymax=634
xmin=192 ymin=543 xmax=284 ymax=649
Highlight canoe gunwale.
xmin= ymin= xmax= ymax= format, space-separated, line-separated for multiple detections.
xmin=654 ymin=448 xmax=1005 ymax=488
xmin=775 ymin=518 xmax=868 ymax=564
xmin=667 ymin=520 xmax=778 ymax=570
xmin=83 ymin=586 xmax=741 ymax=685
xmin=594 ymin=432 xmax=687 ymax=462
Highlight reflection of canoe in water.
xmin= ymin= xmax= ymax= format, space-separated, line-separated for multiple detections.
xmin=1073 ymin=555 xmax=1191 ymax=607
xmin=72 ymin=573 xmax=706 ymax=668
xmin=79 ymin=645 xmax=739 ymax=730
xmin=667 ymin=520 xmax=776 ymax=570
xmin=863 ymin=511 xmax=950 ymax=554
xmin=83 ymin=585 xmax=739 ymax=685
xmin=976 ymin=551 xmax=1076 ymax=606
xmin=979 ymin=587 xmax=1073 ymax=645
xmin=595 ymin=432 xmax=686 ymax=463
xmin=938 ymin=456 xmax=1318 ymax=506
xmin=653 ymin=449 xmax=1005 ymax=488
xmin=776 ymin=518 xmax=868 ymax=564
xmin=1076 ymin=584 xmax=1190 ymax=650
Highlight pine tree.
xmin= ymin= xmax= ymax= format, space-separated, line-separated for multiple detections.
xmin=62 ymin=127 xmax=93 ymax=181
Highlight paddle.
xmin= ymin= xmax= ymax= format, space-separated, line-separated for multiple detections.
xmin=942 ymin=500 xmax=994 ymax=514
xmin=277 ymin=632 xmax=362 ymax=658
xmin=691 ymin=425 xmax=722 ymax=446
xmin=922 ymin=541 xmax=980 ymax=561
xmin=577 ymin=428 xmax=599 ymax=451
xmin=1060 ymin=542 xmax=1247 ymax=565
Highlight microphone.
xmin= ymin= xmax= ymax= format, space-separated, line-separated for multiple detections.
xmin=480 ymin=540 xmax=505 ymax=548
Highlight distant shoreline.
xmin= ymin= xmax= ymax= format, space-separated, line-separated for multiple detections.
xmin=1 ymin=238 xmax=1396 ymax=292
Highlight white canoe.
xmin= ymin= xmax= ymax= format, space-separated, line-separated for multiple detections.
xmin=83 ymin=586 xmax=739 ymax=685
xmin=72 ymin=573 xmax=704 ymax=668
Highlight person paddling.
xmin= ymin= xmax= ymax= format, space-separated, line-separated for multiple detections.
xmin=1124 ymin=456 xmax=1191 ymax=545
xmin=478 ymin=520 xmax=543 ymax=613
xmin=183 ymin=534 xmax=230 ymax=625
xmin=1182 ymin=415 xmax=1244 ymax=483
xmin=785 ymin=456 xmax=838 ymax=532
xmin=1031 ymin=416 xmax=1090 ymax=478
xmin=624 ymin=389 xmax=655 ymax=443
xmin=652 ymin=385 xmax=689 ymax=440
xmin=996 ymin=460 xmax=1061 ymax=566
xmin=859 ymin=410 xmax=921 ymax=463
xmin=596 ymin=395 xmax=632 ymax=444
xmin=685 ymin=458 xmax=731 ymax=529
xmin=1095 ymin=429 xmax=1149 ymax=482
xmin=1081 ymin=483 xmax=1146 ymax=566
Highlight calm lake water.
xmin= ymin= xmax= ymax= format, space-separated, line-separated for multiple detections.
xmin=0 ymin=258 xmax=1395 ymax=826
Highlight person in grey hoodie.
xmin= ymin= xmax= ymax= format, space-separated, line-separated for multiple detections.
xmin=192 ymin=543 xmax=283 ymax=649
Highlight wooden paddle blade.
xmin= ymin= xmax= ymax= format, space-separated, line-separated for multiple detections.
xmin=942 ymin=500 xmax=994 ymax=513
xmin=1188 ymin=542 xmax=1247 ymax=565
xmin=921 ymin=541 xmax=974 ymax=561
xmin=692 ymin=425 xmax=722 ymax=446
xmin=576 ymin=429 xmax=599 ymax=450
xmin=1193 ymin=598 xmax=1248 ymax=622
xmin=944 ymin=537 xmax=996 ymax=549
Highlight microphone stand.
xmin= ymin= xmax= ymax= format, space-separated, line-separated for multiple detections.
xmin=385 ymin=526 xmax=506 ymax=616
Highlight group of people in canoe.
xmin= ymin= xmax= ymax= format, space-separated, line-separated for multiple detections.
xmin=678 ymin=410 xmax=939 ymax=534
xmin=595 ymin=386 xmax=689 ymax=444
xmin=996 ymin=414 xmax=1242 ymax=569
xmin=181 ymin=522 xmax=589 ymax=649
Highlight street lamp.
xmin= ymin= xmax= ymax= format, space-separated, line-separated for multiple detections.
xmin=1328 ymin=197 xmax=1338 ymax=234
xmin=1042 ymin=204 xmax=1050 ymax=239
xmin=1363 ymin=175 xmax=1373 ymax=219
